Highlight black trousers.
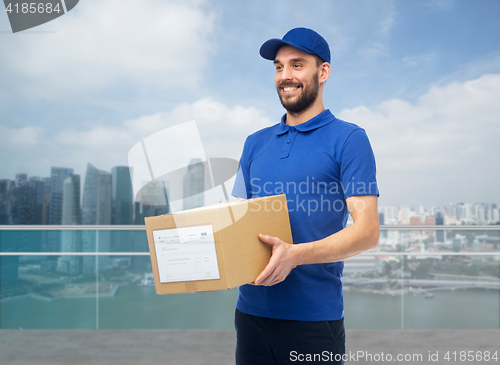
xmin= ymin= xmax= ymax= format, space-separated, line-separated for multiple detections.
xmin=235 ymin=309 xmax=345 ymax=365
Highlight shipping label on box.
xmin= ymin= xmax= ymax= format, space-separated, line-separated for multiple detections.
xmin=153 ymin=225 xmax=220 ymax=283
xmin=145 ymin=194 xmax=293 ymax=294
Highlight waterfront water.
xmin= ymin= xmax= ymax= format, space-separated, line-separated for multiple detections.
xmin=344 ymin=290 xmax=500 ymax=329
xmin=1 ymin=284 xmax=498 ymax=330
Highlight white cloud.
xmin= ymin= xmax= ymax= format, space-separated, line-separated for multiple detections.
xmin=123 ymin=97 xmax=272 ymax=160
xmin=0 ymin=125 xmax=45 ymax=147
xmin=0 ymin=0 xmax=216 ymax=98
xmin=338 ymin=73 xmax=500 ymax=205
xmin=356 ymin=2 xmax=397 ymax=59
xmin=0 ymin=125 xmax=53 ymax=176
xmin=401 ymin=54 xmax=434 ymax=68
xmin=4 ymin=74 xmax=499 ymax=206
xmin=423 ymin=0 xmax=456 ymax=12
xmin=0 ymin=98 xmax=273 ymax=181
xmin=377 ymin=3 xmax=397 ymax=38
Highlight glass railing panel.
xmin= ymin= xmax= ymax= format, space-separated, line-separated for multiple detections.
xmin=343 ymin=254 xmax=403 ymax=329
xmin=0 ymin=230 xmax=60 ymax=253
xmin=0 ymin=255 xmax=98 ymax=329
xmin=401 ymin=255 xmax=500 ymax=329
xmin=95 ymin=263 xmax=238 ymax=329
xmin=1 ymin=227 xmax=499 ymax=330
xmin=0 ymin=229 xmax=149 ymax=253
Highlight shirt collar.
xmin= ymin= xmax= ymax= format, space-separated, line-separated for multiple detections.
xmin=276 ymin=109 xmax=336 ymax=135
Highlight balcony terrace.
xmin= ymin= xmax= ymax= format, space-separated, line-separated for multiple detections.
xmin=1 ymin=225 xmax=499 ymax=364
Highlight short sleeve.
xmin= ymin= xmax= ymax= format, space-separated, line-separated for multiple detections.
xmin=340 ymin=129 xmax=379 ymax=199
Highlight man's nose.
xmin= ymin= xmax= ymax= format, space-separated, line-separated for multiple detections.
xmin=279 ymin=65 xmax=293 ymax=81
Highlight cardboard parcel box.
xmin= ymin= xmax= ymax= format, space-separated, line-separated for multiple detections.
xmin=145 ymin=194 xmax=293 ymax=294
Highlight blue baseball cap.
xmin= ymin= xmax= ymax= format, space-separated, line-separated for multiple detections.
xmin=260 ymin=27 xmax=331 ymax=64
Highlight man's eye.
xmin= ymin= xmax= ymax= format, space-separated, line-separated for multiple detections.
xmin=293 ymin=64 xmax=301 ymax=68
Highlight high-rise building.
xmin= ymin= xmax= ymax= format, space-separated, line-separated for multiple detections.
xmin=378 ymin=212 xmax=385 ymax=225
xmin=424 ymin=216 xmax=435 ymax=236
xmin=111 ymin=166 xmax=134 ymax=254
xmin=0 ymin=179 xmax=11 ymax=194
xmin=0 ymin=180 xmax=30 ymax=225
xmin=378 ymin=212 xmax=387 ymax=238
xmin=40 ymin=177 xmax=51 ymax=225
xmin=111 ymin=166 xmax=133 ymax=225
xmin=49 ymin=167 xmax=74 ymax=225
xmin=447 ymin=203 xmax=457 ymax=220
xmin=183 ymin=158 xmax=204 ymax=210
xmin=62 ymin=175 xmax=82 ymax=225
xmin=28 ymin=177 xmax=41 ymax=224
xmin=493 ymin=209 xmax=500 ymax=223
xmin=399 ymin=206 xmax=410 ymax=224
xmin=57 ymin=175 xmax=83 ymax=274
xmin=475 ymin=204 xmax=485 ymax=222
xmin=15 ymin=173 xmax=28 ymax=187
xmin=409 ymin=216 xmax=421 ymax=225
xmin=435 ymin=212 xmax=445 ymax=243
xmin=81 ymin=164 xmax=112 ymax=274
xmin=82 ymin=164 xmax=111 ymax=225
xmin=43 ymin=168 xmax=73 ymax=270
xmin=134 ymin=177 xmax=169 ymax=224
xmin=380 ymin=206 xmax=398 ymax=224
xmin=424 ymin=217 xmax=435 ymax=225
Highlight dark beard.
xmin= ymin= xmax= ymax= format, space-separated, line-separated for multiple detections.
xmin=277 ymin=76 xmax=320 ymax=114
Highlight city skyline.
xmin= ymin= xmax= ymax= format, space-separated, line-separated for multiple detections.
xmin=1 ymin=164 xmax=499 ymax=226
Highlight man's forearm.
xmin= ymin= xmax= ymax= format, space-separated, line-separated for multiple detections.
xmin=291 ymin=219 xmax=379 ymax=266
xmin=254 ymin=195 xmax=379 ymax=286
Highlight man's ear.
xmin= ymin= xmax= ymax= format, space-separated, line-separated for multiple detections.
xmin=319 ymin=62 xmax=331 ymax=84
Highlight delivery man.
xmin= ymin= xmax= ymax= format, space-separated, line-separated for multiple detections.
xmin=232 ymin=27 xmax=380 ymax=364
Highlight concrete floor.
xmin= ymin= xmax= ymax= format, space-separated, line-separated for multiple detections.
xmin=0 ymin=329 xmax=498 ymax=365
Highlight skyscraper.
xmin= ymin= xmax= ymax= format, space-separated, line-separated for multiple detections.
xmin=43 ymin=168 xmax=73 ymax=270
xmin=0 ymin=179 xmax=11 ymax=194
xmin=0 ymin=183 xmax=23 ymax=224
xmin=378 ymin=212 xmax=387 ymax=238
xmin=15 ymin=173 xmax=27 ymax=187
xmin=111 ymin=166 xmax=133 ymax=225
xmin=183 ymin=158 xmax=204 ymax=210
xmin=111 ymin=166 xmax=134 ymax=254
xmin=58 ymin=175 xmax=82 ymax=274
xmin=62 ymin=175 xmax=82 ymax=225
xmin=41 ymin=177 xmax=51 ymax=225
xmin=436 ymin=212 xmax=445 ymax=243
xmin=81 ymin=163 xmax=112 ymax=274
xmin=82 ymin=164 xmax=111 ymax=225
xmin=49 ymin=167 xmax=74 ymax=225
xmin=28 ymin=177 xmax=47 ymax=225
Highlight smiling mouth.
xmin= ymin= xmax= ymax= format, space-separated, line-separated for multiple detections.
xmin=281 ymin=85 xmax=301 ymax=94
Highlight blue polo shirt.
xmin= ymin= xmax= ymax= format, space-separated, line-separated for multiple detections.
xmin=232 ymin=109 xmax=378 ymax=321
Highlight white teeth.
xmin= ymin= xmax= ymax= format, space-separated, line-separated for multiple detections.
xmin=283 ymin=87 xmax=298 ymax=92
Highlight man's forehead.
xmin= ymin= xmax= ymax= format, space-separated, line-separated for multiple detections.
xmin=274 ymin=45 xmax=315 ymax=62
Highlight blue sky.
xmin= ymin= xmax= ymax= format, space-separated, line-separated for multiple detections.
xmin=1 ymin=0 xmax=499 ymax=206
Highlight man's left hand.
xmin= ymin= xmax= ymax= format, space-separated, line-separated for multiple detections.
xmin=253 ymin=234 xmax=297 ymax=286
